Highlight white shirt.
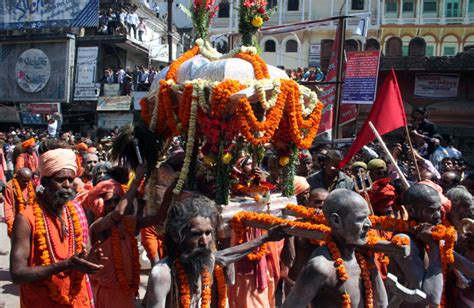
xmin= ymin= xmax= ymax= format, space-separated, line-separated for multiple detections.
xmin=48 ymin=120 xmax=58 ymax=137
xmin=127 ymin=13 xmax=139 ymax=26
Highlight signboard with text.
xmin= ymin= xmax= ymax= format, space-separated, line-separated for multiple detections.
xmin=414 ymin=74 xmax=459 ymax=98
xmin=0 ymin=0 xmax=99 ymax=30
xmin=20 ymin=103 xmax=60 ymax=114
xmin=342 ymin=50 xmax=380 ymax=105
xmin=97 ymin=96 xmax=131 ymax=111
xmin=309 ymin=44 xmax=321 ymax=67
xmin=76 ymin=47 xmax=98 ymax=85
xmin=97 ymin=112 xmax=133 ymax=129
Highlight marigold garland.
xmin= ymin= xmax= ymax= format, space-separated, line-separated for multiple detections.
xmin=285 ymin=204 xmax=327 ymax=224
xmin=234 ymin=52 xmax=269 ymax=80
xmin=174 ymin=260 xmax=212 ymax=308
xmin=10 ymin=177 xmax=36 ymax=234
xmin=140 ymin=97 xmax=152 ymax=127
xmin=111 ymin=219 xmax=141 ymax=297
xmin=166 ymin=45 xmax=200 ymax=82
xmin=211 ymin=80 xmax=246 ymax=116
xmin=34 ymin=201 xmax=85 ymax=305
xmin=231 ymin=211 xmax=331 ymax=261
xmin=431 ymin=224 xmax=456 ymax=308
xmin=356 ymin=253 xmax=374 ymax=308
xmin=214 ymin=265 xmax=227 ymax=308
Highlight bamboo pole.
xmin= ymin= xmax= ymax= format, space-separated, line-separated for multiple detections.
xmin=368 ymin=121 xmax=410 ymax=190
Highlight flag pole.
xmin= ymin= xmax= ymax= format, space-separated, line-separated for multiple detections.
xmin=404 ymin=125 xmax=422 ymax=181
xmin=332 ymin=15 xmax=347 ymax=140
xmin=368 ymin=121 xmax=410 ymax=190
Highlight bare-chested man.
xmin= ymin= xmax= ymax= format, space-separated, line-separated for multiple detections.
xmin=145 ymin=194 xmax=287 ymax=308
xmin=283 ymin=189 xmax=388 ymax=308
xmin=387 ymin=184 xmax=444 ymax=307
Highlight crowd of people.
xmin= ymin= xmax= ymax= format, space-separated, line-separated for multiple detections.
xmin=282 ymin=67 xmax=326 ymax=82
xmin=97 ymin=6 xmax=148 ymax=42
xmin=0 ymin=103 xmax=473 ymax=308
xmin=100 ymin=65 xmax=164 ymax=95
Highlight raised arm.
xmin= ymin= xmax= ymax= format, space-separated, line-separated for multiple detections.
xmin=214 ymin=225 xmax=287 ymax=266
xmin=282 ymin=257 xmax=326 ymax=308
xmin=89 ymin=166 xmax=145 ymax=241
xmin=367 ymin=256 xmax=388 ymax=308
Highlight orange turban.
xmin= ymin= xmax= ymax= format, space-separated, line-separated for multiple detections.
xmin=294 ymin=176 xmax=310 ymax=196
xmin=39 ymin=149 xmax=78 ymax=178
xmin=368 ymin=178 xmax=396 ymax=215
xmin=76 ymin=143 xmax=88 ymax=152
xmin=83 ymin=179 xmax=125 ymax=217
xmin=22 ymin=138 xmax=35 ymax=149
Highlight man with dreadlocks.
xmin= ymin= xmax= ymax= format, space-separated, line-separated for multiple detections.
xmin=145 ymin=193 xmax=287 ymax=308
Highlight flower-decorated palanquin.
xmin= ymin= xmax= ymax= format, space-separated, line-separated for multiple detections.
xmin=140 ymin=38 xmax=323 ymax=205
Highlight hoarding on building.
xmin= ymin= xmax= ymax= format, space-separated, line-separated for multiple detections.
xmin=0 ymin=38 xmax=75 ymax=102
xmin=0 ymin=0 xmax=99 ymax=30
xmin=74 ymin=47 xmax=100 ymax=101
xmin=414 ymin=74 xmax=460 ymax=98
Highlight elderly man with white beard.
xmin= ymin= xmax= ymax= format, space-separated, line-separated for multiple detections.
xmin=145 ymin=194 xmax=288 ymax=308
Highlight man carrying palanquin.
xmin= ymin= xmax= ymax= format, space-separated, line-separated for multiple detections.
xmin=283 ymin=189 xmax=388 ymax=308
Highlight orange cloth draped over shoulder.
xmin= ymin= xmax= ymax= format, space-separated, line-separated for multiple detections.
xmin=15 ymin=152 xmax=39 ymax=173
xmin=92 ymin=216 xmax=137 ymax=308
xmin=18 ymin=207 xmax=92 ymax=308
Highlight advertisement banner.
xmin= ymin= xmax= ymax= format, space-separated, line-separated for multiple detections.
xmin=0 ymin=0 xmax=99 ymax=30
xmin=97 ymin=112 xmax=133 ymax=129
xmin=97 ymin=96 xmax=132 ymax=111
xmin=0 ymin=39 xmax=75 ymax=103
xmin=76 ymin=47 xmax=99 ymax=85
xmin=414 ymin=74 xmax=459 ymax=98
xmin=342 ymin=50 xmax=381 ymax=105
xmin=20 ymin=103 xmax=60 ymax=114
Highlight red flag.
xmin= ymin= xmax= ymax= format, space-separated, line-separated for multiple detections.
xmin=339 ymin=69 xmax=407 ymax=167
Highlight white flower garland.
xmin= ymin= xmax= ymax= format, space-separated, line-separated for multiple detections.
xmin=251 ymin=78 xmax=282 ymax=110
xmin=195 ymin=38 xmax=258 ymax=61
xmin=173 ymin=81 xmax=200 ymax=195
xmin=298 ymin=85 xmax=319 ymax=117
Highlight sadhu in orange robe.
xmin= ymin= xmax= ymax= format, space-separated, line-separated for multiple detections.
xmin=19 ymin=205 xmax=93 ymax=308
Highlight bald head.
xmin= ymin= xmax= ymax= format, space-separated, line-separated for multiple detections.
xmin=16 ymin=168 xmax=33 ymax=187
xmin=439 ymin=171 xmax=461 ymax=193
xmin=405 ymin=184 xmax=442 ymax=225
xmin=323 ymin=189 xmax=367 ymax=220
xmin=323 ymin=189 xmax=372 ymax=246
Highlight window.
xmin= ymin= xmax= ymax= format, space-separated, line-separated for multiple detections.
xmin=470 ymin=0 xmax=474 ymax=13
xmin=385 ymin=0 xmax=397 ymax=13
xmin=218 ymin=1 xmax=230 ymax=18
xmin=264 ymin=40 xmax=276 ymax=52
xmin=267 ymin=0 xmax=277 ymax=9
xmin=402 ymin=45 xmax=409 ymax=56
xmin=446 ymin=0 xmax=460 ymax=17
xmin=351 ymin=0 xmax=364 ymax=10
xmin=423 ymin=0 xmax=437 ymax=13
xmin=287 ymin=0 xmax=299 ymax=11
xmin=403 ymin=0 xmax=414 ymax=12
xmin=285 ymin=39 xmax=298 ymax=52
xmin=426 ymin=45 xmax=435 ymax=56
xmin=443 ymin=46 xmax=456 ymax=55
